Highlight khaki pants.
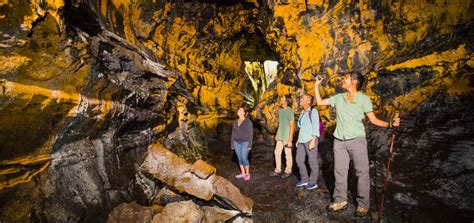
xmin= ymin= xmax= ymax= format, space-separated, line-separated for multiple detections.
xmin=333 ymin=137 xmax=370 ymax=209
xmin=274 ymin=140 xmax=293 ymax=173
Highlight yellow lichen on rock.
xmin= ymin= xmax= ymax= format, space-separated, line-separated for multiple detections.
xmin=384 ymin=63 xmax=473 ymax=114
xmin=276 ymin=83 xmax=295 ymax=97
xmin=195 ymin=114 xmax=228 ymax=132
xmin=110 ymin=0 xmax=129 ymax=9
xmin=446 ymin=73 xmax=473 ymax=96
xmin=0 ymin=155 xmax=51 ymax=190
xmin=374 ymin=43 xmax=472 ymax=113
xmin=93 ymin=1 xmax=260 ymax=114
xmin=0 ymin=161 xmax=50 ymax=190
xmin=21 ymin=0 xmax=64 ymax=32
xmin=193 ymin=82 xmax=243 ymax=111
xmin=1 ymin=78 xmax=117 ymax=118
xmin=0 ymin=55 xmax=31 ymax=75
xmin=2 ymin=80 xmax=80 ymax=107
xmin=100 ymin=0 xmax=108 ymax=17
xmin=217 ymin=39 xmax=246 ymax=76
xmin=386 ymin=45 xmax=470 ymax=71
xmin=268 ymin=0 xmax=473 ymax=75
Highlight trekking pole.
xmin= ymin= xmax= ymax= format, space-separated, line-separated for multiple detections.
xmin=378 ymin=110 xmax=399 ymax=222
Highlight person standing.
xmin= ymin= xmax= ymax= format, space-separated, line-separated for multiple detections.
xmin=314 ymin=72 xmax=400 ymax=217
xmin=231 ymin=105 xmax=253 ymax=181
xmin=269 ymin=95 xmax=295 ymax=179
xmin=295 ymin=94 xmax=321 ymax=190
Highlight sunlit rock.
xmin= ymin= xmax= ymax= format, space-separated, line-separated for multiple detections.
xmin=190 ymin=160 xmax=216 ymax=180
xmin=141 ymin=143 xmax=253 ymax=213
xmin=212 ymin=175 xmax=254 ymax=215
xmin=152 ymin=200 xmax=203 ymax=223
xmin=202 ymin=206 xmax=241 ymax=222
xmin=107 ymin=202 xmax=154 ymax=223
xmin=153 ymin=187 xmax=183 ymax=206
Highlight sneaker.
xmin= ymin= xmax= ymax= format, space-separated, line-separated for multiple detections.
xmin=305 ymin=182 xmax=318 ymax=190
xmin=269 ymin=172 xmax=281 ymax=177
xmin=235 ymin=173 xmax=245 ymax=179
xmin=295 ymin=180 xmax=308 ymax=187
xmin=280 ymin=173 xmax=292 ymax=179
xmin=355 ymin=207 xmax=368 ymax=217
xmin=327 ymin=201 xmax=348 ymax=212
xmin=244 ymin=173 xmax=251 ymax=181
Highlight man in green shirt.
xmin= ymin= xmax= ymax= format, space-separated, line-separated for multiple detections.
xmin=314 ymin=72 xmax=400 ymax=217
xmin=269 ymin=95 xmax=295 ymax=179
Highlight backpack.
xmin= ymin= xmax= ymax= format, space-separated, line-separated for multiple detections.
xmin=308 ymin=108 xmax=325 ymax=138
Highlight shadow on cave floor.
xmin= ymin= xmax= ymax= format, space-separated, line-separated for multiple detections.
xmin=207 ymin=139 xmax=373 ymax=222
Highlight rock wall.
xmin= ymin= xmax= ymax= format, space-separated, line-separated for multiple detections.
xmin=253 ymin=0 xmax=473 ymax=219
xmin=0 ymin=0 xmax=473 ymax=221
xmin=0 ymin=0 xmax=258 ymax=221
xmin=85 ymin=0 xmax=263 ymax=134
xmin=254 ymin=0 xmax=473 ymax=128
xmin=0 ymin=1 xmax=190 ymax=221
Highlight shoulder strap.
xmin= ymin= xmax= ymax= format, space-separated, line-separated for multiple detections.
xmin=308 ymin=108 xmax=312 ymax=124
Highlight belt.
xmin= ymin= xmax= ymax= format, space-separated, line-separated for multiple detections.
xmin=335 ymin=137 xmax=358 ymax=141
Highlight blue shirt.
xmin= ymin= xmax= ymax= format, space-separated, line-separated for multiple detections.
xmin=297 ymin=107 xmax=320 ymax=143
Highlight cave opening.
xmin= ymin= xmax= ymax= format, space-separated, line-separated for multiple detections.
xmin=239 ymin=31 xmax=279 ymax=108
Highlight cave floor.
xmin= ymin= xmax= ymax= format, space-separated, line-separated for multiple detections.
xmin=207 ymin=139 xmax=374 ymax=222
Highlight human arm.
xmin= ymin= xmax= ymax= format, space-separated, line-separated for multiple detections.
xmin=285 ymin=110 xmax=295 ymax=147
xmin=309 ymin=108 xmax=320 ymax=150
xmin=247 ymin=119 xmax=253 ymax=150
xmin=287 ymin=120 xmax=294 ymax=147
xmin=230 ymin=120 xmax=235 ymax=149
xmin=275 ymin=112 xmax=279 ymax=141
xmin=367 ymin=112 xmax=400 ymax=127
xmin=314 ymin=76 xmax=330 ymax=106
xmin=363 ymin=96 xmax=400 ymax=128
xmin=366 ymin=112 xmax=389 ymax=127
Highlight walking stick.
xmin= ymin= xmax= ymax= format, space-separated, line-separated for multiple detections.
xmin=378 ymin=110 xmax=399 ymax=222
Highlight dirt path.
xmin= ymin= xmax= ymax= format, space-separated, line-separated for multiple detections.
xmin=207 ymin=139 xmax=374 ymax=222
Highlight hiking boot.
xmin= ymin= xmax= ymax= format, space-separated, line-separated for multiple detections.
xmin=327 ymin=201 xmax=348 ymax=212
xmin=244 ymin=173 xmax=251 ymax=181
xmin=235 ymin=173 xmax=245 ymax=179
xmin=295 ymin=180 xmax=308 ymax=187
xmin=305 ymin=182 xmax=318 ymax=190
xmin=280 ymin=173 xmax=292 ymax=179
xmin=269 ymin=171 xmax=281 ymax=177
xmin=355 ymin=207 xmax=368 ymax=217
